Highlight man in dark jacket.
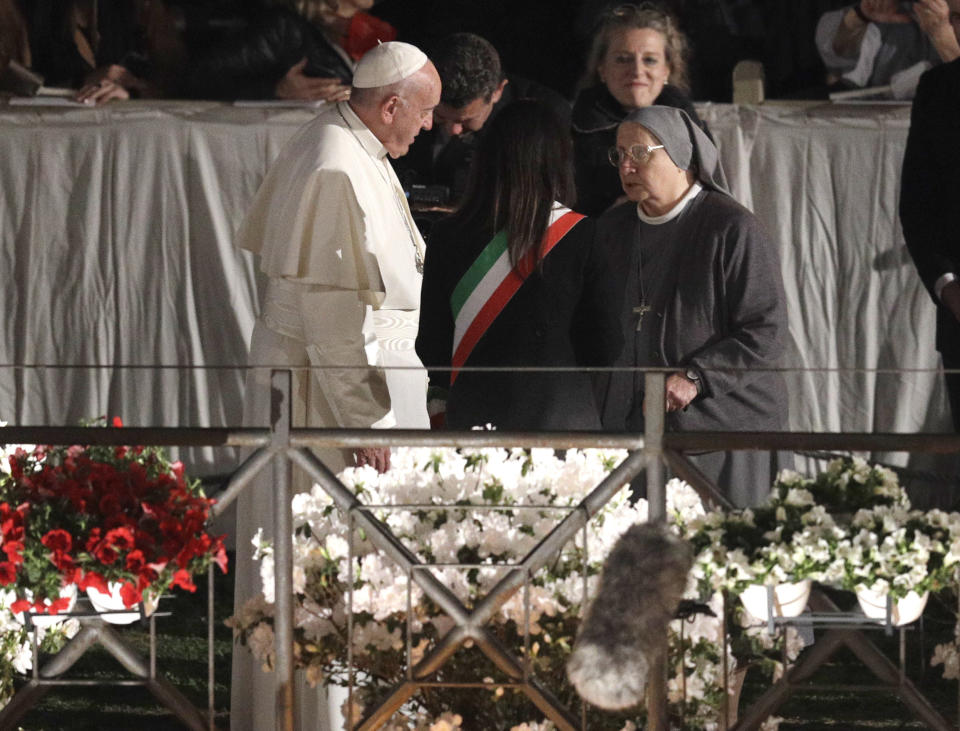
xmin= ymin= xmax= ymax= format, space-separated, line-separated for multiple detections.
xmin=394 ymin=32 xmax=570 ymax=206
xmin=900 ymin=53 xmax=960 ymax=430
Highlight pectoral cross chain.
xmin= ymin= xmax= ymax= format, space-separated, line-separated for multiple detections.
xmin=633 ymin=302 xmax=651 ymax=332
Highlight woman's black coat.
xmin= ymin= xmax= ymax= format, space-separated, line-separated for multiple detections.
xmin=184 ymin=8 xmax=352 ymax=100
xmin=571 ymin=83 xmax=711 ymax=216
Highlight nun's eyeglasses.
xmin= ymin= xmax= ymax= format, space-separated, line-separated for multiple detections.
xmin=608 ymin=144 xmax=664 ymax=167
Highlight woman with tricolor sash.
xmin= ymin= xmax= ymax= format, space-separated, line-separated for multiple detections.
xmin=415 ymin=100 xmax=624 ymax=430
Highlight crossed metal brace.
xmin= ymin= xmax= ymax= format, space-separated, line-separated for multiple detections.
xmin=211 ymin=369 xmax=960 ymax=731
xmin=0 ymin=612 xmax=208 ymax=731
xmin=210 ymin=370 xmax=673 ymax=731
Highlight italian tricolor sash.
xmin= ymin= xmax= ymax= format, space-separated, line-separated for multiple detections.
xmin=448 ymin=206 xmax=585 ymax=385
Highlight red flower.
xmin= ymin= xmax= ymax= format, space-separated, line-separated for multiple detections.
xmin=50 ymin=551 xmax=76 ymax=572
xmin=0 ymin=502 xmax=25 ymax=543
xmin=119 ymin=581 xmax=140 ymax=608
xmin=112 ymin=416 xmax=123 ymax=428
xmin=85 ymin=528 xmax=102 ymax=553
xmin=169 ymin=569 xmax=196 ymax=592
xmin=125 ymin=550 xmax=146 ymax=573
xmin=10 ymin=598 xmax=31 ymax=613
xmin=2 ymin=540 xmax=24 ymax=565
xmin=41 ymin=529 xmax=73 ymax=554
xmin=104 ymin=526 xmax=135 ymax=551
xmin=213 ymin=541 xmax=228 ymax=574
xmin=62 ymin=567 xmax=82 ymax=585
xmin=0 ymin=561 xmax=17 ymax=585
xmin=98 ymin=493 xmax=122 ymax=518
xmin=79 ymin=571 xmax=109 ymax=595
xmin=46 ymin=594 xmax=73 ymax=614
xmin=93 ymin=542 xmax=119 ymax=566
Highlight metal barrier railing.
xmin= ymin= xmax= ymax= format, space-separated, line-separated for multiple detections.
xmin=1 ymin=369 xmax=959 ymax=730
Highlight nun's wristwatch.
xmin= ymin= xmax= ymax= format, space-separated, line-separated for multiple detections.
xmin=684 ymin=368 xmax=702 ymax=396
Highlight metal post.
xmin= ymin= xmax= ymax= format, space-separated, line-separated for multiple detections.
xmin=209 ymin=564 xmax=216 ymax=731
xmin=271 ymin=370 xmax=295 ymax=731
xmin=644 ymin=370 xmax=668 ymax=731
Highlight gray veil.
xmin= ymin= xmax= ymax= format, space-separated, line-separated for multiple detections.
xmin=621 ymin=106 xmax=729 ymax=195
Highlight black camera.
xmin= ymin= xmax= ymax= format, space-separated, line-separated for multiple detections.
xmin=407 ymin=184 xmax=451 ymax=207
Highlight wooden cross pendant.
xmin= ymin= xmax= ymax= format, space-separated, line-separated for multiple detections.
xmin=633 ymin=303 xmax=651 ymax=332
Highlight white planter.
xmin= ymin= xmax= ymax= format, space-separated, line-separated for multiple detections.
xmin=86 ymin=582 xmax=149 ymax=624
xmin=739 ymin=580 xmax=812 ymax=622
xmin=856 ymin=588 xmax=929 ymax=626
xmin=14 ymin=583 xmax=78 ymax=628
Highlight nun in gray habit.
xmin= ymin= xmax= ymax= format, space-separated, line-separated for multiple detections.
xmin=596 ymin=105 xmax=791 ymax=508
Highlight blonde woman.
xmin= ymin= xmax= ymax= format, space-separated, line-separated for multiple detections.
xmin=571 ymin=2 xmax=712 ymax=216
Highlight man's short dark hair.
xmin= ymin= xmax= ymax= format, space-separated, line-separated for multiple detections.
xmin=431 ymin=33 xmax=504 ymax=109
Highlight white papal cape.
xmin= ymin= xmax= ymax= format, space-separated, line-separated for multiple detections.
xmin=232 ymin=101 xmax=429 ymax=730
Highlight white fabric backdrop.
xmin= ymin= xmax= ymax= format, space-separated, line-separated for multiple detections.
xmin=0 ymin=100 xmax=952 ymax=479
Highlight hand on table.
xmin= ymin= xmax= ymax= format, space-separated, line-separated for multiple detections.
xmin=75 ymin=78 xmax=131 ymax=105
xmin=354 ymin=447 xmax=390 ymax=473
xmin=276 ymin=58 xmax=351 ymax=101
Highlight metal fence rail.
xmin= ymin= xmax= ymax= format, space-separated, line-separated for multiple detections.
xmin=1 ymin=369 xmax=959 ymax=730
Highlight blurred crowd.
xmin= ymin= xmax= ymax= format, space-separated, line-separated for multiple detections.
xmin=3 ymin=1 xmax=958 ymax=107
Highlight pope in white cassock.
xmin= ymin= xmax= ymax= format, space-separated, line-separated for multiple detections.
xmin=231 ymin=42 xmax=441 ymax=730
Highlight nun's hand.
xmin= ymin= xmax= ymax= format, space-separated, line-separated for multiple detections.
xmin=664 ymin=373 xmax=698 ymax=412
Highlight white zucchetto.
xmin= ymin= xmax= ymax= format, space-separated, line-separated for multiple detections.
xmin=352 ymin=41 xmax=429 ymax=89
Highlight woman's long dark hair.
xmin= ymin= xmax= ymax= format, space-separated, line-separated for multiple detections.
xmin=448 ymin=99 xmax=576 ymax=274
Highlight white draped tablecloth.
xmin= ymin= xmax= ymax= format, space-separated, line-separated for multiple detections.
xmin=700 ymin=103 xmax=951 ymax=430
xmin=0 ymin=101 xmax=318 ymax=471
xmin=0 ymin=100 xmax=952 ymax=481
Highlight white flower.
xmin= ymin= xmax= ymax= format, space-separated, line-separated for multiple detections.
xmin=784 ymin=488 xmax=815 ymax=507
xmin=932 ymin=642 xmax=960 ymax=679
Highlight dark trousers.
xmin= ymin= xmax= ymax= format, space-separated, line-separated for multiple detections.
xmin=944 ymin=350 xmax=960 ymax=432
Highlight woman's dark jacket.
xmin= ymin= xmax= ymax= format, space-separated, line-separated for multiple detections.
xmin=571 ymin=83 xmax=712 ymax=216
xmin=184 ymin=8 xmax=352 ymax=100
xmin=416 ymin=215 xmax=623 ymax=431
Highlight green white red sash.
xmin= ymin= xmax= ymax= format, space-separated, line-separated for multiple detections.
xmin=448 ymin=206 xmax=585 ymax=385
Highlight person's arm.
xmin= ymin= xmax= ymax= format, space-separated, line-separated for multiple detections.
xmin=184 ymin=9 xmax=322 ymax=100
xmin=833 ymin=0 xmax=912 ymax=58
xmin=680 ymin=211 xmax=788 ymax=402
xmin=914 ymin=0 xmax=960 ymax=62
xmin=296 ymin=284 xmax=394 ymax=471
xmin=294 ymin=285 xmax=394 ymax=428
xmin=900 ymin=65 xmax=960 ymax=319
xmin=275 ymin=57 xmax=350 ymax=101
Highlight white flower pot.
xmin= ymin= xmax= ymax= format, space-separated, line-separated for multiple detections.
xmin=856 ymin=588 xmax=929 ymax=626
xmin=14 ymin=583 xmax=78 ymax=628
xmin=86 ymin=582 xmax=149 ymax=624
xmin=739 ymin=580 xmax=812 ymax=622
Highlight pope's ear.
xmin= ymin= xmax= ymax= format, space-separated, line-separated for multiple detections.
xmin=381 ymin=94 xmax=401 ymax=123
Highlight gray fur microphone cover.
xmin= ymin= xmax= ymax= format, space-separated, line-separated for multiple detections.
xmin=566 ymin=522 xmax=693 ymax=710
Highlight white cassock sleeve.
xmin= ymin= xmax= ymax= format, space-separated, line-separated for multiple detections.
xmin=294 ymin=284 xmax=396 ymax=429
